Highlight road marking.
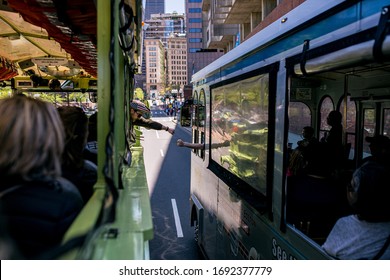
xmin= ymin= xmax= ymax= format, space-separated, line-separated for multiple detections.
xmin=160 ymin=149 xmax=164 ymax=157
xmin=171 ymin=199 xmax=183 ymax=238
xmin=155 ymin=130 xmax=160 ymax=138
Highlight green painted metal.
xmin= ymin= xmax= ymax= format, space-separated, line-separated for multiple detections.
xmin=60 ymin=0 xmax=153 ymax=260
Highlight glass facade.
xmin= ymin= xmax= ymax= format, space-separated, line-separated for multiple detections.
xmin=144 ymin=0 xmax=165 ymax=20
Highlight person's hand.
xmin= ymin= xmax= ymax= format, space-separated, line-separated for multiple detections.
xmin=177 ymin=139 xmax=184 ymax=147
xmin=168 ymin=127 xmax=175 ymax=134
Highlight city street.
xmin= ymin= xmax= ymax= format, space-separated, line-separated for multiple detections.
xmin=141 ymin=106 xmax=203 ymax=260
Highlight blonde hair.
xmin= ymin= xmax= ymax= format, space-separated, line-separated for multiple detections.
xmin=0 ymin=95 xmax=64 ymax=181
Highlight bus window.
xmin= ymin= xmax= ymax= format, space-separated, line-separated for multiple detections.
xmin=198 ymin=89 xmax=205 ymax=128
xmin=197 ymin=89 xmax=206 ymax=158
xmin=210 ymin=74 xmax=269 ymax=196
xmin=363 ymin=108 xmax=376 ymax=158
xmin=319 ymin=97 xmax=334 ymax=140
xmin=180 ymin=98 xmax=192 ymax=127
xmin=288 ymin=102 xmax=311 ymax=149
xmin=339 ymin=95 xmax=356 ymax=160
xmin=192 ymin=91 xmax=199 ymax=145
xmin=192 ymin=91 xmax=199 ymax=127
xmin=384 ymin=108 xmax=390 ymax=137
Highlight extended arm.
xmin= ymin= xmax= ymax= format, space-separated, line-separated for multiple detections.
xmin=176 ymin=139 xmax=204 ymax=150
xmin=134 ymin=117 xmax=175 ymax=134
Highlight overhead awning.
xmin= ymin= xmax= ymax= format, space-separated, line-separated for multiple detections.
xmin=0 ymin=0 xmax=97 ymax=79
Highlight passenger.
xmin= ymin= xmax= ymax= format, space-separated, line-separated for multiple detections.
xmin=321 ymin=110 xmax=343 ymax=147
xmin=58 ymin=106 xmax=97 ymax=203
xmin=322 ymin=151 xmax=390 ymax=259
xmin=287 ymin=125 xmax=349 ymax=237
xmin=288 ymin=126 xmax=319 ymax=176
xmin=130 ymin=100 xmax=175 ymax=142
xmin=320 ymin=110 xmax=344 ymax=177
xmin=0 ymin=95 xmax=83 ymax=259
xmin=363 ymin=135 xmax=390 ymax=166
xmin=84 ymin=112 xmax=98 ymax=164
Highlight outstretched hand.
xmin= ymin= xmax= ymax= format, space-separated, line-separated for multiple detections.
xmin=177 ymin=139 xmax=184 ymax=147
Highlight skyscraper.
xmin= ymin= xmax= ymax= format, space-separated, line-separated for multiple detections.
xmin=185 ymin=0 xmax=224 ymax=86
xmin=143 ymin=13 xmax=186 ymax=98
xmin=144 ymin=0 xmax=165 ymax=20
xmin=136 ymin=0 xmax=165 ymax=93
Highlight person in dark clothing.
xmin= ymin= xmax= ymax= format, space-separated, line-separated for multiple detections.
xmin=58 ymin=106 xmax=97 ymax=203
xmin=288 ymin=126 xmax=319 ymax=176
xmin=0 ymin=95 xmax=83 ymax=259
xmin=84 ymin=112 xmax=98 ymax=164
xmin=130 ymin=100 xmax=175 ymax=142
xmin=322 ymin=110 xmax=343 ymax=148
xmin=364 ymin=135 xmax=390 ymax=166
xmin=320 ymin=110 xmax=344 ymax=177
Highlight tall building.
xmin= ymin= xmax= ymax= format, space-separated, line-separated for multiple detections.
xmin=166 ymin=36 xmax=187 ymax=94
xmin=144 ymin=0 xmax=165 ymax=20
xmin=135 ymin=0 xmax=165 ymax=94
xmin=144 ymin=13 xmax=186 ymax=47
xmin=143 ymin=13 xmax=186 ymax=98
xmin=144 ymin=38 xmax=165 ymax=99
xmin=185 ymin=0 xmax=224 ymax=86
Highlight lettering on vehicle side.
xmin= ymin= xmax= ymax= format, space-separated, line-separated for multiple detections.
xmin=272 ymin=238 xmax=297 ymax=260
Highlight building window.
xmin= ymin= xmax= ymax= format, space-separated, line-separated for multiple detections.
xmin=189 ymin=48 xmax=201 ymax=53
xmin=189 ymin=18 xmax=202 ymax=23
xmin=189 ymin=38 xmax=202 ymax=43
xmin=189 ymin=8 xmax=202 ymax=13
xmin=189 ymin=28 xmax=202 ymax=33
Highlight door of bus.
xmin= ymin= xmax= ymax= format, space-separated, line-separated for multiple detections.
xmin=358 ymin=101 xmax=390 ymax=164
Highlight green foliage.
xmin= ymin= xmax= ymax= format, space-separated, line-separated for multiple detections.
xmin=36 ymin=93 xmax=66 ymax=104
xmin=68 ymin=92 xmax=88 ymax=103
xmin=134 ymin=87 xmax=144 ymax=100
xmin=0 ymin=88 xmax=12 ymax=99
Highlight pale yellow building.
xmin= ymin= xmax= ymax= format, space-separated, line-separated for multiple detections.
xmin=166 ymin=36 xmax=187 ymax=95
xmin=144 ymin=38 xmax=166 ymax=99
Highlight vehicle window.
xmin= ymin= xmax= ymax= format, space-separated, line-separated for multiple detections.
xmin=339 ymin=95 xmax=356 ymax=159
xmin=198 ymin=89 xmax=206 ymax=158
xmin=384 ymin=108 xmax=390 ymax=138
xmin=363 ymin=108 xmax=376 ymax=158
xmin=192 ymin=91 xmax=199 ymax=145
xmin=288 ymin=102 xmax=311 ymax=149
xmin=198 ymin=89 xmax=205 ymax=128
xmin=319 ymin=97 xmax=334 ymax=140
xmin=211 ymin=74 xmax=269 ymax=195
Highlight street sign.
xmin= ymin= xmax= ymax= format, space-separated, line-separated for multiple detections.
xmin=32 ymin=57 xmax=68 ymax=66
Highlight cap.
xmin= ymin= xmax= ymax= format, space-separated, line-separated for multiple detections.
xmin=365 ymin=135 xmax=390 ymax=148
xmin=130 ymin=100 xmax=150 ymax=114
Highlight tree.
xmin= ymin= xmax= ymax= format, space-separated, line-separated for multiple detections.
xmin=134 ymin=87 xmax=144 ymax=100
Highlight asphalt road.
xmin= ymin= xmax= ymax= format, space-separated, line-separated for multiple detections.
xmin=141 ymin=107 xmax=203 ymax=260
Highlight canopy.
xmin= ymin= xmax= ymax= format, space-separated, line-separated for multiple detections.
xmin=0 ymin=0 xmax=97 ymax=79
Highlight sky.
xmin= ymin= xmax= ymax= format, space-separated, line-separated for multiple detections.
xmin=165 ymin=0 xmax=185 ymax=14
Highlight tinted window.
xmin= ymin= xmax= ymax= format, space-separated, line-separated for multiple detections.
xmin=211 ymin=74 xmax=269 ymax=195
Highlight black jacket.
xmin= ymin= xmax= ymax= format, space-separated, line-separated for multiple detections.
xmin=0 ymin=178 xmax=83 ymax=259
